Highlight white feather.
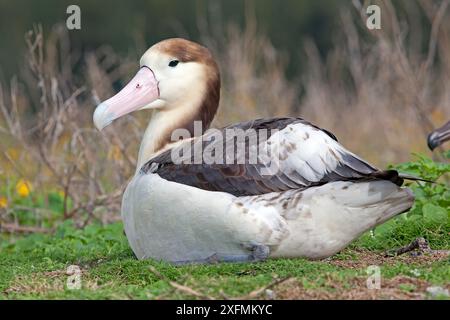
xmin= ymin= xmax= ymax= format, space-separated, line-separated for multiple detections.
xmin=122 ymin=173 xmax=413 ymax=262
xmin=265 ymin=123 xmax=346 ymax=183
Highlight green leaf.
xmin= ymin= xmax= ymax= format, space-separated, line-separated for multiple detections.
xmin=374 ymin=219 xmax=396 ymax=236
xmin=422 ymin=203 xmax=448 ymax=224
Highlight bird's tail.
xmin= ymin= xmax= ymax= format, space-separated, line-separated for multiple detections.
xmin=398 ymin=173 xmax=435 ymax=184
xmin=368 ymin=169 xmax=435 ymax=186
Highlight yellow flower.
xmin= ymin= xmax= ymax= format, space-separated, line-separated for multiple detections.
xmin=58 ymin=190 xmax=65 ymax=199
xmin=16 ymin=179 xmax=32 ymax=197
xmin=0 ymin=196 xmax=7 ymax=208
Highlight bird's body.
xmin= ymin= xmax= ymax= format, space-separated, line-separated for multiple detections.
xmin=93 ymin=38 xmax=415 ymax=264
xmin=123 ymin=173 xmax=412 ymax=263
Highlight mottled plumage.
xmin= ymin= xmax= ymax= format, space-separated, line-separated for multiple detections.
xmin=93 ymin=38 xmax=415 ymax=264
xmin=140 ymin=117 xmax=403 ymax=196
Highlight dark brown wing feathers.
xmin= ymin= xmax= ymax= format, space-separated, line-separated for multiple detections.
xmin=140 ymin=117 xmax=404 ymax=196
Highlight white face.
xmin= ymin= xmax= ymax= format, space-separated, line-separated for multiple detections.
xmin=139 ymin=48 xmax=207 ymax=110
xmin=93 ymin=46 xmax=207 ymax=131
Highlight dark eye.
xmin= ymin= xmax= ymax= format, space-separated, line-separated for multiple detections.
xmin=168 ymin=60 xmax=179 ymax=67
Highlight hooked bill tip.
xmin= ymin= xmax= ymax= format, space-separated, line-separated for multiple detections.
xmin=93 ymin=102 xmax=114 ymax=131
xmin=427 ymin=133 xmax=439 ymax=150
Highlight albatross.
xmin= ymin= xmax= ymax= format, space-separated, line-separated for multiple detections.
xmin=93 ymin=38 xmax=415 ymax=263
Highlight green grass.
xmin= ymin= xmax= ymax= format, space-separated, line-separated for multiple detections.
xmin=0 ymin=219 xmax=448 ymax=300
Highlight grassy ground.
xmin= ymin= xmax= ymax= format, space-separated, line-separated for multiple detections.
xmin=1 ymin=218 xmax=448 ymax=300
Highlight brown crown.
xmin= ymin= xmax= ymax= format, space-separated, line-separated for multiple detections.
xmin=155 ymin=38 xmax=221 ymax=131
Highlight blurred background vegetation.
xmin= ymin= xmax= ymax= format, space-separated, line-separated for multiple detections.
xmin=0 ymin=0 xmax=346 ymax=79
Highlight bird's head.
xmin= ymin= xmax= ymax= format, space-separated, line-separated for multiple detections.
xmin=93 ymin=38 xmax=220 ymax=131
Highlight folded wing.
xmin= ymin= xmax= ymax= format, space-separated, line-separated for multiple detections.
xmin=140 ymin=117 xmax=403 ymax=196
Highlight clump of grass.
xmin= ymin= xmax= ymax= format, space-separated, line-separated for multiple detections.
xmin=1 ymin=219 xmax=448 ymax=300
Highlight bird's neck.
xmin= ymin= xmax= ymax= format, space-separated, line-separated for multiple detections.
xmin=136 ymin=102 xmax=214 ymax=171
xmin=136 ymin=69 xmax=220 ymax=172
xmin=136 ymin=108 xmax=191 ymax=170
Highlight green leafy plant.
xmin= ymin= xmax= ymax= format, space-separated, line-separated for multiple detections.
xmin=360 ymin=153 xmax=450 ymax=250
xmin=394 ymin=153 xmax=449 ymax=221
